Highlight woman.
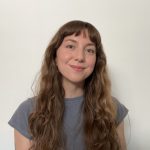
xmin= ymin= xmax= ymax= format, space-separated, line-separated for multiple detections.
xmin=9 ymin=20 xmax=128 ymax=150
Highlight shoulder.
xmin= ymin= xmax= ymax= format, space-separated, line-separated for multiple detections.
xmin=13 ymin=97 xmax=36 ymax=117
xmin=112 ymin=96 xmax=128 ymax=126
xmin=8 ymin=97 xmax=36 ymax=139
xmin=17 ymin=97 xmax=36 ymax=113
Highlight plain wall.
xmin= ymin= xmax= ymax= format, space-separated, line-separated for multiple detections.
xmin=0 ymin=0 xmax=150 ymax=149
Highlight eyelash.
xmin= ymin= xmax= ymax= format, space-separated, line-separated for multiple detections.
xmin=65 ymin=44 xmax=96 ymax=54
xmin=66 ymin=44 xmax=75 ymax=49
xmin=85 ymin=48 xmax=96 ymax=54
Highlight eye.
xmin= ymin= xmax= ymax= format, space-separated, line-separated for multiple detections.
xmin=85 ymin=48 xmax=96 ymax=54
xmin=66 ymin=44 xmax=75 ymax=49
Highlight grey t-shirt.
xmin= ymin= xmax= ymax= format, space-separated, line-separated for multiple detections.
xmin=8 ymin=96 xmax=128 ymax=150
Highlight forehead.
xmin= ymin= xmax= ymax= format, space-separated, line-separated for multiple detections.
xmin=63 ymin=31 xmax=94 ymax=44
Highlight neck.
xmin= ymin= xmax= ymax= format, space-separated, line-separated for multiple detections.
xmin=63 ymin=80 xmax=84 ymax=98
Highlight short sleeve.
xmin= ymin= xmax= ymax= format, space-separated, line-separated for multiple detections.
xmin=8 ymin=98 xmax=35 ymax=140
xmin=112 ymin=97 xmax=128 ymax=126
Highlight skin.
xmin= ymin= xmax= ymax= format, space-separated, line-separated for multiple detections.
xmin=14 ymin=129 xmax=31 ymax=150
xmin=117 ymin=121 xmax=127 ymax=150
xmin=14 ymin=32 xmax=127 ymax=150
xmin=56 ymin=31 xmax=96 ymax=98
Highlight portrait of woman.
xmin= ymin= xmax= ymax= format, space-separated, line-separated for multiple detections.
xmin=8 ymin=20 xmax=128 ymax=150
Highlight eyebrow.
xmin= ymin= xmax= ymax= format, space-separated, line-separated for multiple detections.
xmin=64 ymin=39 xmax=95 ymax=46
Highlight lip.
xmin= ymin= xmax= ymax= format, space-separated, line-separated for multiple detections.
xmin=70 ymin=65 xmax=85 ymax=71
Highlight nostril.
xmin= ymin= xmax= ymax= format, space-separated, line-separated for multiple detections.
xmin=74 ymin=52 xmax=85 ymax=62
xmin=74 ymin=58 xmax=84 ymax=63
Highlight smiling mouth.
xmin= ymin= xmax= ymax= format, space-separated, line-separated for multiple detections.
xmin=70 ymin=65 xmax=85 ymax=71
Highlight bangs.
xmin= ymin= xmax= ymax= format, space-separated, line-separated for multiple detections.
xmin=58 ymin=20 xmax=101 ymax=47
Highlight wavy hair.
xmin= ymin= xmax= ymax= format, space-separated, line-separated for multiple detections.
xmin=29 ymin=20 xmax=120 ymax=150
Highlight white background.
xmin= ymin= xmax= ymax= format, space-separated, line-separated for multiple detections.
xmin=0 ymin=0 xmax=150 ymax=149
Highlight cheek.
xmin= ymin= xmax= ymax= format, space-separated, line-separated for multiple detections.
xmin=56 ymin=52 xmax=71 ymax=66
xmin=88 ymin=58 xmax=96 ymax=70
xmin=56 ymin=49 xmax=64 ymax=64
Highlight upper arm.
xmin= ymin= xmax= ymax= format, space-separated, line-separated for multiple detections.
xmin=8 ymin=98 xmax=34 ymax=149
xmin=14 ymin=129 xmax=32 ymax=150
xmin=116 ymin=121 xmax=127 ymax=150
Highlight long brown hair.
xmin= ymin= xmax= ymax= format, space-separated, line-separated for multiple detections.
xmin=29 ymin=20 xmax=120 ymax=150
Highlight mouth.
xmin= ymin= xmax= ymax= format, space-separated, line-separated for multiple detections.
xmin=70 ymin=65 xmax=85 ymax=71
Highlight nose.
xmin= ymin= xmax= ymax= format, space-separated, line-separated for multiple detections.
xmin=74 ymin=48 xmax=85 ymax=62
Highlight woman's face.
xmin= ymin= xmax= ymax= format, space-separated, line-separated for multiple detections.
xmin=56 ymin=31 xmax=96 ymax=86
